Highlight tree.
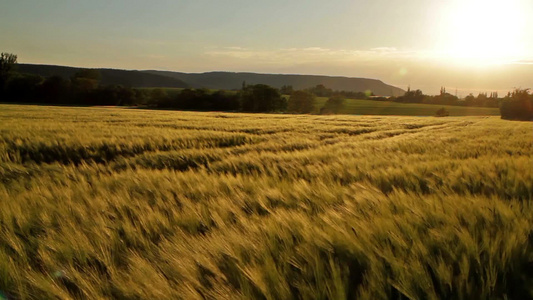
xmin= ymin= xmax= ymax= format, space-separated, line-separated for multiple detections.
xmin=0 ymin=53 xmax=18 ymax=95
xmin=307 ymin=84 xmax=333 ymax=97
xmin=240 ymin=84 xmax=286 ymax=112
xmin=209 ymin=91 xmax=240 ymax=111
xmin=395 ymin=89 xmax=425 ymax=103
xmin=72 ymin=69 xmax=101 ymax=81
xmin=320 ymin=95 xmax=345 ymax=114
xmin=148 ymin=88 xmax=170 ymax=106
xmin=465 ymin=92 xmax=499 ymax=107
xmin=280 ymin=85 xmax=294 ymax=95
xmin=500 ymin=89 xmax=533 ymax=121
xmin=5 ymin=74 xmax=43 ymax=102
xmin=71 ymin=69 xmax=101 ymax=92
xmin=39 ymin=76 xmax=71 ymax=103
xmin=429 ymin=90 xmax=459 ymax=106
xmin=288 ymin=90 xmax=315 ymax=113
xmin=464 ymin=93 xmax=476 ymax=106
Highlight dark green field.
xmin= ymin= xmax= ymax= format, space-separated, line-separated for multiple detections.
xmin=0 ymin=104 xmax=531 ymax=299
xmin=313 ymin=98 xmax=500 ymax=116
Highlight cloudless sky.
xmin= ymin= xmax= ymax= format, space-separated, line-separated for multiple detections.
xmin=1 ymin=0 xmax=532 ymax=94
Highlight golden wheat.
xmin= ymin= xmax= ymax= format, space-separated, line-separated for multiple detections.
xmin=0 ymin=104 xmax=531 ymax=299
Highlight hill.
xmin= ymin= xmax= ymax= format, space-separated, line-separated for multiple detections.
xmin=17 ymin=64 xmax=189 ymax=88
xmin=147 ymin=70 xmax=405 ymax=96
xmin=17 ymin=64 xmax=404 ymax=96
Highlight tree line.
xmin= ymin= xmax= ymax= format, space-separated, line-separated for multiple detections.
xmin=281 ymin=84 xmax=372 ymax=100
xmin=391 ymin=87 xmax=500 ymax=107
xmin=150 ymin=84 xmax=345 ymax=114
xmin=1 ymin=52 xmax=531 ymax=119
xmin=390 ymin=86 xmax=532 ymax=120
xmin=0 ymin=54 xmax=140 ymax=106
xmin=0 ymin=53 xmax=343 ymax=114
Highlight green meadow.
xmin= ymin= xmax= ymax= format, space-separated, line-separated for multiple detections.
xmin=312 ymin=98 xmax=500 ymax=116
xmin=0 ymin=104 xmax=531 ymax=299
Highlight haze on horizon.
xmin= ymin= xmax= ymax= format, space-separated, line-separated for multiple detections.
xmin=1 ymin=0 xmax=531 ymax=95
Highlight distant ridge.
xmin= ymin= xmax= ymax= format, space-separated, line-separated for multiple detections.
xmin=17 ymin=64 xmax=404 ymax=96
xmin=147 ymin=71 xmax=405 ymax=96
xmin=17 ymin=64 xmax=189 ymax=88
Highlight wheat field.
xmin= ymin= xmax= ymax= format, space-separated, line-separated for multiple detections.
xmin=0 ymin=104 xmax=532 ymax=299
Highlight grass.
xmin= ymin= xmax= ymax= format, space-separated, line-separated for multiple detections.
xmin=313 ymin=97 xmax=500 ymax=116
xmin=0 ymin=104 xmax=531 ymax=299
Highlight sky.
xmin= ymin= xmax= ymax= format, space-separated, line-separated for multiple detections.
xmin=1 ymin=0 xmax=532 ymax=95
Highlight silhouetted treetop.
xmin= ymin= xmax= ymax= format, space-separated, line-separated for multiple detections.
xmin=500 ymin=89 xmax=533 ymax=121
xmin=241 ymin=84 xmax=286 ymax=112
xmin=0 ymin=53 xmax=18 ymax=95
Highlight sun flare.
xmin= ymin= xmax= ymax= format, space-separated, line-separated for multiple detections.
xmin=441 ymin=0 xmax=526 ymax=63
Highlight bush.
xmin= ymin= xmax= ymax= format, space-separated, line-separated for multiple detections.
xmin=435 ymin=107 xmax=450 ymax=117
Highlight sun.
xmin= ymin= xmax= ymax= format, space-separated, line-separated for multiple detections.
xmin=440 ymin=0 xmax=526 ymax=63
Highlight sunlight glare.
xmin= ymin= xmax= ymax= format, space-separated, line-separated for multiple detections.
xmin=442 ymin=0 xmax=525 ymax=63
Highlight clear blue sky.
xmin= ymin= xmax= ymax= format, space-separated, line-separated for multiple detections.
xmin=1 ymin=0 xmax=532 ymax=94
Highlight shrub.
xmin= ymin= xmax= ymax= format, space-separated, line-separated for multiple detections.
xmin=435 ymin=107 xmax=450 ymax=117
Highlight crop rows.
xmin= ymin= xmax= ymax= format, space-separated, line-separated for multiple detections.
xmin=0 ymin=104 xmax=532 ymax=299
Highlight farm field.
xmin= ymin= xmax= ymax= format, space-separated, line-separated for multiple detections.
xmin=312 ymin=97 xmax=501 ymax=116
xmin=0 ymin=104 xmax=531 ymax=299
